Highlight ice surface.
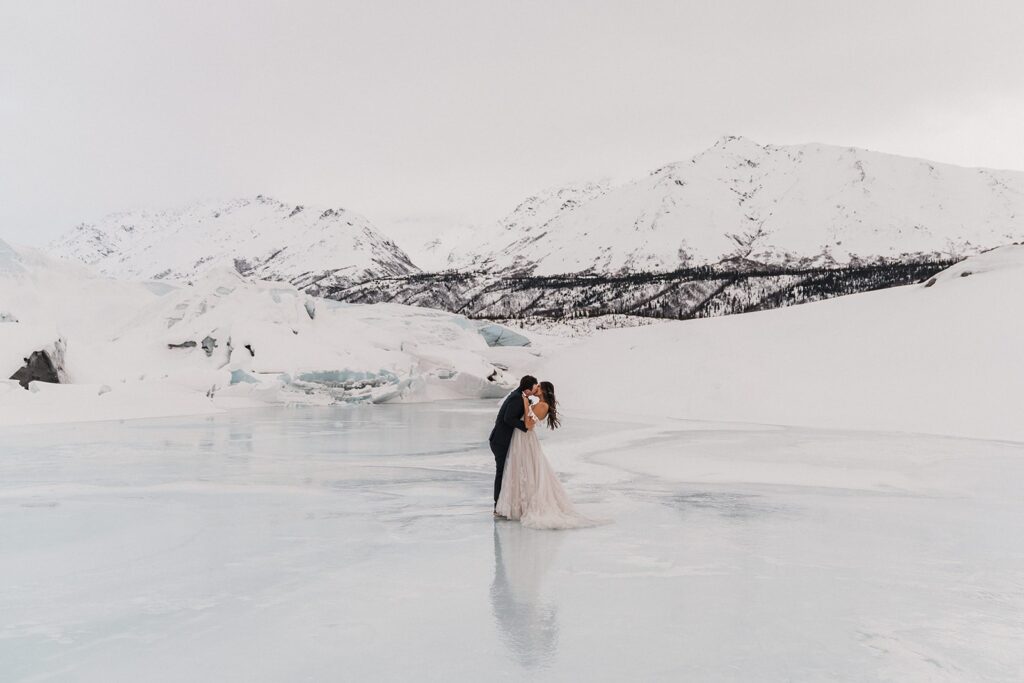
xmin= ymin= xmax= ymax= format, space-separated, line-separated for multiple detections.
xmin=3 ymin=402 xmax=1022 ymax=681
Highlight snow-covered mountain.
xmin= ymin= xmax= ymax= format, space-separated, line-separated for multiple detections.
xmin=48 ymin=195 xmax=418 ymax=293
xmin=377 ymin=214 xmax=484 ymax=272
xmin=44 ymin=137 xmax=1024 ymax=322
xmin=442 ymin=180 xmax=612 ymax=272
xmin=49 ymin=139 xmax=1024 ymax=282
xmin=447 ymin=137 xmax=1024 ymax=275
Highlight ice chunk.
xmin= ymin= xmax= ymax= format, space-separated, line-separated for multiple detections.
xmin=229 ymin=369 xmax=260 ymax=385
xmin=476 ymin=321 xmax=531 ymax=347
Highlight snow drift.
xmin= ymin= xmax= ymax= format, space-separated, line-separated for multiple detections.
xmin=542 ymin=245 xmax=1024 ymax=442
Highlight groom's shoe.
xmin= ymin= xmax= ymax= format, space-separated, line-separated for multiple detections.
xmin=493 ymin=510 xmax=506 ymax=519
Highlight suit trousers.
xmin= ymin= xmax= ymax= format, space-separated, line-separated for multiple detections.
xmin=489 ymin=438 xmax=508 ymax=505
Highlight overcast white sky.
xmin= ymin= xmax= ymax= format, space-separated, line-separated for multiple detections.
xmin=3 ymin=0 xmax=1024 ymax=246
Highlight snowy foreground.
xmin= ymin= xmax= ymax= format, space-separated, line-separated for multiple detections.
xmin=3 ymin=401 xmax=1023 ymax=682
xmin=545 ymin=245 xmax=1024 ymax=443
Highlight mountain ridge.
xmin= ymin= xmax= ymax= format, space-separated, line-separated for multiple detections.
xmin=48 ymin=194 xmax=418 ymax=295
xmin=432 ymin=135 xmax=1024 ymax=275
xmin=45 ymin=137 xmax=1024 ymax=320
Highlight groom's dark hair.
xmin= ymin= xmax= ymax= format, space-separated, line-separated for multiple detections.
xmin=518 ymin=375 xmax=538 ymax=391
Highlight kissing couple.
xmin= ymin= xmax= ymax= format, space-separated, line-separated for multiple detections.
xmin=488 ymin=375 xmax=600 ymax=529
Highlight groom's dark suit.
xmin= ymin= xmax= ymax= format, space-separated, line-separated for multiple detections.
xmin=489 ymin=391 xmax=528 ymax=505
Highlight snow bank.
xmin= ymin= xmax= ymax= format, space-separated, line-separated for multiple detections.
xmin=542 ymin=246 xmax=1024 ymax=442
xmin=0 ymin=240 xmax=521 ymax=424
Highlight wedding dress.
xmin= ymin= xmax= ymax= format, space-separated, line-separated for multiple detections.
xmin=494 ymin=402 xmax=599 ymax=530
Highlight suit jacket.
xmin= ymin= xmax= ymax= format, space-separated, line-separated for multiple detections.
xmin=488 ymin=390 xmax=528 ymax=457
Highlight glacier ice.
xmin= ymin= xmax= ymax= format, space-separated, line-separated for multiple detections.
xmin=0 ymin=247 xmax=521 ymax=424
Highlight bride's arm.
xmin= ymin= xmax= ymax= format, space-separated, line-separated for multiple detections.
xmin=523 ymin=392 xmax=538 ymax=431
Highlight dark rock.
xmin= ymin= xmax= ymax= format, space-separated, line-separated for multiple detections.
xmin=233 ymin=258 xmax=253 ymax=275
xmin=244 ymin=344 xmax=254 ymax=357
xmin=10 ymin=350 xmax=60 ymax=389
xmin=201 ymin=336 xmax=217 ymax=356
xmin=168 ymin=340 xmax=198 ymax=349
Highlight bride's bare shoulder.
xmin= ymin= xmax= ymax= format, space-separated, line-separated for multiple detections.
xmin=533 ymin=401 xmax=549 ymax=417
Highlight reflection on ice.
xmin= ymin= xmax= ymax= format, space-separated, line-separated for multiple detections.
xmin=490 ymin=523 xmax=564 ymax=669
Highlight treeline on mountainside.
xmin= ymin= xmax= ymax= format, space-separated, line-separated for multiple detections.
xmin=321 ymin=260 xmax=955 ymax=322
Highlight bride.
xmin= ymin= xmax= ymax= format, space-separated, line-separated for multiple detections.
xmin=495 ymin=381 xmax=599 ymax=529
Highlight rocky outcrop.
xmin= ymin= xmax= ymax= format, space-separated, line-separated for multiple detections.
xmin=10 ymin=345 xmax=63 ymax=389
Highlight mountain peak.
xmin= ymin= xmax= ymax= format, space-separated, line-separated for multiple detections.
xmin=48 ymin=197 xmax=419 ymax=293
xmin=716 ymin=134 xmax=760 ymax=147
xmin=46 ymin=139 xmax=1024 ymax=287
xmin=444 ymin=139 xmax=1024 ymax=275
xmin=697 ymin=135 xmax=770 ymax=161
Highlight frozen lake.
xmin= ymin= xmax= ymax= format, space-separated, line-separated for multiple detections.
xmin=3 ymin=401 xmax=1023 ymax=681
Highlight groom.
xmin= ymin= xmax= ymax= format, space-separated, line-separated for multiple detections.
xmin=489 ymin=374 xmax=538 ymax=512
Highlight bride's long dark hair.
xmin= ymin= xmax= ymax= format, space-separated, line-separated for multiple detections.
xmin=540 ymin=381 xmax=560 ymax=430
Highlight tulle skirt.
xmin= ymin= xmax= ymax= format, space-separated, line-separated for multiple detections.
xmin=495 ymin=429 xmax=599 ymax=530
